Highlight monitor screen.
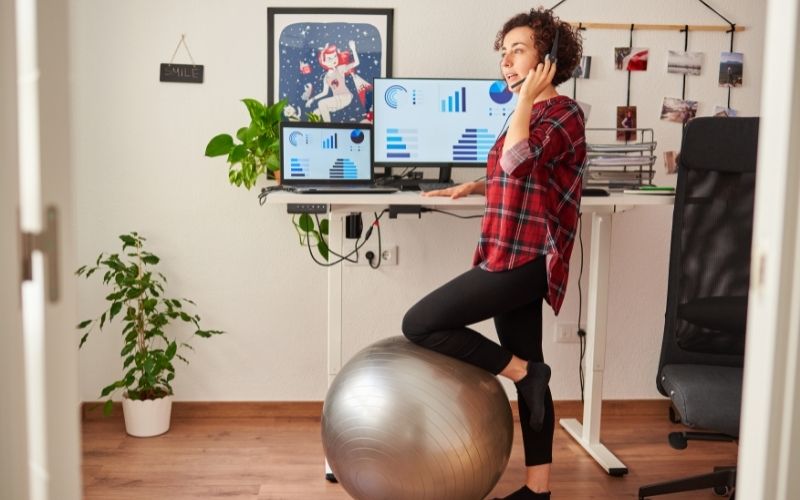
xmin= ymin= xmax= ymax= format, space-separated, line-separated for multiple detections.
xmin=280 ymin=122 xmax=373 ymax=183
xmin=373 ymin=78 xmax=518 ymax=167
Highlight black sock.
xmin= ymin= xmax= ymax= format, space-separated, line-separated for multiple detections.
xmin=514 ymin=361 xmax=551 ymax=431
xmin=493 ymin=485 xmax=551 ymax=499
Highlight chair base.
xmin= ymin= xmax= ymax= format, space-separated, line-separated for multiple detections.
xmin=639 ymin=466 xmax=736 ymax=499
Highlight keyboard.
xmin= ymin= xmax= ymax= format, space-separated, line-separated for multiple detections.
xmin=418 ymin=182 xmax=456 ymax=192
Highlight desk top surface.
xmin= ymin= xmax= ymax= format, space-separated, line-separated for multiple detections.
xmin=265 ymin=190 xmax=674 ymax=210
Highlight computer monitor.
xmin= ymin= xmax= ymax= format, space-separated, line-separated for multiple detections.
xmin=373 ymin=78 xmax=518 ymax=180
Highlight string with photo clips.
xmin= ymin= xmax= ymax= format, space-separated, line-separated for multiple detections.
xmin=571 ymin=22 xmax=586 ymax=101
xmin=697 ymin=0 xmax=737 ymax=108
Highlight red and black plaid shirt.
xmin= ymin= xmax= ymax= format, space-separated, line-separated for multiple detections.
xmin=473 ymin=95 xmax=586 ymax=315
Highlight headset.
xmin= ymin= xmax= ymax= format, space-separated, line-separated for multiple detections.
xmin=510 ymin=29 xmax=559 ymax=89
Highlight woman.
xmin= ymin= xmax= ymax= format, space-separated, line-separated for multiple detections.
xmin=402 ymin=8 xmax=585 ymax=500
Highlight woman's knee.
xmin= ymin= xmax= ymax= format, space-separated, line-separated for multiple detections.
xmin=401 ymin=306 xmax=428 ymax=344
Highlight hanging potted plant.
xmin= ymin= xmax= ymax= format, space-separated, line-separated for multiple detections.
xmin=204 ymin=99 xmax=329 ymax=259
xmin=76 ymin=232 xmax=223 ymax=437
xmin=204 ymin=98 xmax=288 ymax=186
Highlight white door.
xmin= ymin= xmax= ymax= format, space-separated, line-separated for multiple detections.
xmin=737 ymin=0 xmax=800 ymax=497
xmin=1 ymin=0 xmax=81 ymax=499
xmin=1 ymin=1 xmax=30 ymax=498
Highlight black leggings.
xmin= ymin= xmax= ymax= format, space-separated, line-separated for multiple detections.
xmin=402 ymin=257 xmax=554 ymax=466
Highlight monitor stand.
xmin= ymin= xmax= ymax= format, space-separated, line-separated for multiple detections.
xmin=376 ymin=165 xmax=456 ymax=191
xmin=437 ymin=166 xmax=453 ymax=183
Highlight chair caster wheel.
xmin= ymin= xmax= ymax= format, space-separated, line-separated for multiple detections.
xmin=713 ymin=485 xmax=731 ymax=496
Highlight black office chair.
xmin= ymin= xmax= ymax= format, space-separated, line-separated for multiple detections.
xmin=638 ymin=117 xmax=759 ymax=500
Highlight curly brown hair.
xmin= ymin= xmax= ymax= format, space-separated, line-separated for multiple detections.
xmin=494 ymin=7 xmax=583 ymax=87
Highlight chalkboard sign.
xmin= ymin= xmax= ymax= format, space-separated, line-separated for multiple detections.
xmin=160 ymin=63 xmax=204 ymax=84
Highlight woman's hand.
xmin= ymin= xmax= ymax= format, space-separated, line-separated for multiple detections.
xmin=519 ymin=57 xmax=556 ymax=104
xmin=422 ymin=181 xmax=479 ymax=199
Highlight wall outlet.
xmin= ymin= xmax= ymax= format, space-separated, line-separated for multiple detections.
xmin=379 ymin=245 xmax=398 ymax=266
xmin=347 ymin=244 xmax=398 ymax=267
xmin=554 ymin=323 xmax=581 ymax=343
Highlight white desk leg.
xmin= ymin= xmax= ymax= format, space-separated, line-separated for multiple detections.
xmin=559 ymin=212 xmax=628 ymax=476
xmin=327 ymin=210 xmax=344 ymax=387
xmin=324 ymin=210 xmax=344 ymax=482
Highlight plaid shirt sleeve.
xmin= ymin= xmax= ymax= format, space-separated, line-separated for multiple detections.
xmin=474 ymin=96 xmax=586 ymax=315
xmin=498 ymin=117 xmax=570 ymax=177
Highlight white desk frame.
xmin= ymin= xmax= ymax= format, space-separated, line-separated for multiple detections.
xmin=267 ymin=191 xmax=673 ymax=476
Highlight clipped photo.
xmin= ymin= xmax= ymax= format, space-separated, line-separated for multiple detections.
xmin=572 ymin=56 xmax=592 ymax=79
xmin=719 ymin=52 xmax=744 ymax=87
xmin=616 ymin=106 xmax=637 ymax=141
xmin=667 ymin=50 xmax=704 ymax=75
xmin=664 ymin=150 xmax=678 ymax=175
xmin=713 ymin=106 xmax=738 ymax=117
xmin=660 ymin=97 xmax=698 ymax=124
xmin=615 ymin=47 xmax=648 ymax=71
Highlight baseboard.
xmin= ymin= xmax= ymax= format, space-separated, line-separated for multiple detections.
xmin=82 ymin=399 xmax=670 ymax=422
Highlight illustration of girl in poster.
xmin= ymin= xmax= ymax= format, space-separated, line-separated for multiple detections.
xmin=276 ymin=20 xmax=383 ymax=123
xmin=305 ymin=41 xmax=372 ymax=122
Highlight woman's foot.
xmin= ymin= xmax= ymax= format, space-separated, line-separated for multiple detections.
xmin=515 ymin=361 xmax=551 ymax=431
xmin=492 ymin=485 xmax=551 ymax=499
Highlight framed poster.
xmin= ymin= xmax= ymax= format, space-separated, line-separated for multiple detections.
xmin=268 ymin=8 xmax=393 ymax=123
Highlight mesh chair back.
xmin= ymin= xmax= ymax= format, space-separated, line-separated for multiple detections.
xmin=657 ymin=117 xmax=759 ymax=395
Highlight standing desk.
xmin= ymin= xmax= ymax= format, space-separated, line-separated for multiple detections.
xmin=266 ymin=191 xmax=673 ymax=475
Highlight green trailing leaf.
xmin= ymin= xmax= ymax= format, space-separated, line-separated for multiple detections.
xmin=317 ymin=238 xmax=329 ymax=260
xmin=103 ymin=399 xmax=114 ymax=416
xmin=298 ymin=213 xmax=314 ymax=232
xmin=77 ymin=319 xmax=92 ymax=329
xmin=319 ymin=218 xmax=329 ymax=236
xmin=229 ymin=144 xmax=248 ymax=164
xmin=79 ymin=332 xmax=90 ymax=349
xmin=242 ymin=98 xmax=266 ymax=122
xmin=205 ymin=134 xmax=234 ymax=157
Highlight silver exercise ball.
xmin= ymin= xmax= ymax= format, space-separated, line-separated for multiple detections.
xmin=321 ymin=336 xmax=513 ymax=500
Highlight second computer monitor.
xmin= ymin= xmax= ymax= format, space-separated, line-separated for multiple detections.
xmin=373 ymin=78 xmax=518 ymax=168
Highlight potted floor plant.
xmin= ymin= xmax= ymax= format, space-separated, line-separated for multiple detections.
xmin=76 ymin=232 xmax=223 ymax=437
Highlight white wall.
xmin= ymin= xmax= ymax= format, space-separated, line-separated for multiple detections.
xmin=71 ymin=0 xmax=765 ymax=401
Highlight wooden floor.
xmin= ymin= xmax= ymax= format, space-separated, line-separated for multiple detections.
xmin=82 ymin=401 xmax=737 ymax=499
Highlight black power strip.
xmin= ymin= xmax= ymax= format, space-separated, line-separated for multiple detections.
xmin=287 ymin=203 xmax=328 ymax=214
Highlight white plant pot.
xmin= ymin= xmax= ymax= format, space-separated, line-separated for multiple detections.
xmin=121 ymin=394 xmax=173 ymax=437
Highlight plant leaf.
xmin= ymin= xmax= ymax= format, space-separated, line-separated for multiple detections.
xmin=205 ymin=134 xmax=234 ymax=157
xmin=141 ymin=254 xmax=159 ymax=265
xmin=298 ymin=213 xmax=314 ymax=232
xmin=103 ymin=399 xmax=114 ymax=416
xmin=317 ymin=239 xmax=329 ymax=260
xmin=100 ymin=381 xmax=118 ymax=397
xmin=229 ymin=144 xmax=248 ymax=164
xmin=242 ymin=98 xmax=266 ymax=123
xmin=165 ymin=341 xmax=177 ymax=360
xmin=109 ymin=302 xmax=122 ymax=321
